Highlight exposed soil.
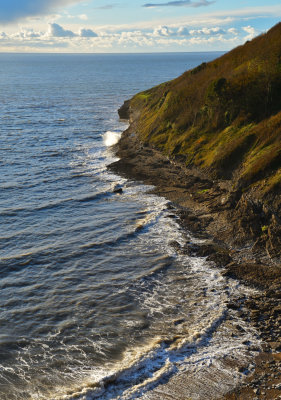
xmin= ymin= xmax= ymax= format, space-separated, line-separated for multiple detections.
xmin=108 ymin=118 xmax=281 ymax=399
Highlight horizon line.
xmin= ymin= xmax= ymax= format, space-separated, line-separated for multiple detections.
xmin=0 ymin=50 xmax=227 ymax=55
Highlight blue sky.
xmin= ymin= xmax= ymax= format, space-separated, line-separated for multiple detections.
xmin=0 ymin=0 xmax=280 ymax=52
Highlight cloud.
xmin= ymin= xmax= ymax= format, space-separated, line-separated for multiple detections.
xmin=79 ymin=14 xmax=88 ymax=21
xmin=49 ymin=23 xmax=76 ymax=37
xmin=152 ymin=24 xmax=239 ymax=38
xmin=190 ymin=27 xmax=225 ymax=35
xmin=18 ymin=29 xmax=43 ymax=38
xmin=243 ymin=25 xmax=258 ymax=41
xmin=177 ymin=26 xmax=190 ymax=36
xmin=0 ymin=0 xmax=82 ymax=23
xmin=48 ymin=23 xmax=99 ymax=38
xmin=143 ymin=0 xmax=214 ymax=8
xmin=0 ymin=22 xmax=255 ymax=53
xmin=96 ymin=4 xmax=119 ymax=10
xmin=65 ymin=12 xmax=88 ymax=20
xmin=79 ymin=28 xmax=98 ymax=37
xmin=94 ymin=4 xmax=281 ymax=34
xmin=153 ymin=25 xmax=172 ymax=36
xmin=117 ymin=30 xmax=154 ymax=47
xmin=228 ymin=27 xmax=238 ymax=35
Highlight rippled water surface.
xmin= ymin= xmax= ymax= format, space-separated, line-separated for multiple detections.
xmin=0 ymin=53 xmax=259 ymax=399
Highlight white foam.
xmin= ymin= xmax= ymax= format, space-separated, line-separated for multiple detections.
xmin=103 ymin=131 xmax=122 ymax=147
xmin=8 ymin=146 xmax=260 ymax=400
xmin=51 ymin=194 xmax=261 ymax=400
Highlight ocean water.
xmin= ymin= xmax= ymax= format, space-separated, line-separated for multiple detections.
xmin=0 ymin=53 xmax=260 ymax=400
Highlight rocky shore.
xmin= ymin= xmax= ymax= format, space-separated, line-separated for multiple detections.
xmin=108 ymin=110 xmax=281 ymax=399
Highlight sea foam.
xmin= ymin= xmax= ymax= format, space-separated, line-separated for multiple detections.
xmin=103 ymin=131 xmax=122 ymax=147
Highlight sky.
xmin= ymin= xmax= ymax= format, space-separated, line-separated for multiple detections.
xmin=0 ymin=0 xmax=280 ymax=52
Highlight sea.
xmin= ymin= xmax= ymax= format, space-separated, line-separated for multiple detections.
xmin=0 ymin=53 xmax=261 ymax=400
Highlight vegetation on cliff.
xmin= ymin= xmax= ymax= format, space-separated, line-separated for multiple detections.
xmin=126 ymin=22 xmax=281 ymax=205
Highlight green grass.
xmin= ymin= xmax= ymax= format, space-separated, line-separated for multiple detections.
xmin=126 ymin=22 xmax=281 ymax=200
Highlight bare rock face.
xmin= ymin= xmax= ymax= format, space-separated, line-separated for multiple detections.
xmin=231 ymin=196 xmax=264 ymax=241
xmin=266 ymin=215 xmax=281 ymax=259
xmin=118 ymin=100 xmax=130 ymax=120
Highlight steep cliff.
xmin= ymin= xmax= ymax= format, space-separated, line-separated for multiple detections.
xmin=124 ymin=23 xmax=281 ymax=198
xmin=115 ymin=23 xmax=281 ymax=259
xmin=110 ymin=27 xmax=281 ymax=397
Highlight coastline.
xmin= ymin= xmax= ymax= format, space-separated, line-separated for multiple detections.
xmin=108 ymin=110 xmax=281 ymax=399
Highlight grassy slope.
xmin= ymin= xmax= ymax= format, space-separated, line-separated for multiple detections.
xmin=128 ymin=23 xmax=281 ymax=204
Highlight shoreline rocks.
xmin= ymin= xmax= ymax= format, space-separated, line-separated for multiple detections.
xmin=108 ymin=117 xmax=281 ymax=398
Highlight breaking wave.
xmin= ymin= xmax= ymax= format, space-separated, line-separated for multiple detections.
xmin=103 ymin=131 xmax=122 ymax=147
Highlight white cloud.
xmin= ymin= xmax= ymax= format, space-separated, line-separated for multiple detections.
xmin=117 ymin=30 xmax=151 ymax=47
xmin=49 ymin=23 xmax=76 ymax=37
xmin=47 ymin=23 xmax=99 ymax=38
xmin=243 ymin=25 xmax=258 ymax=41
xmin=153 ymin=25 xmax=172 ymax=36
xmin=0 ymin=15 xmax=268 ymax=53
xmin=228 ymin=27 xmax=238 ymax=35
xmin=19 ymin=29 xmax=43 ymax=38
xmin=190 ymin=27 xmax=225 ymax=35
xmin=154 ymin=25 xmax=236 ymax=38
xmin=177 ymin=26 xmax=190 ymax=36
xmin=79 ymin=28 xmax=98 ymax=37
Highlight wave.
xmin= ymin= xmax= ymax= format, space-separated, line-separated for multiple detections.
xmin=51 ymin=302 xmax=259 ymax=400
xmin=80 ymin=209 xmax=160 ymax=250
xmin=0 ymin=209 xmax=156 ymax=277
xmin=0 ymin=194 xmax=262 ymax=400
xmin=0 ymin=190 xmax=112 ymax=217
xmin=0 ymin=199 xmax=72 ymax=216
xmin=103 ymin=131 xmax=122 ymax=147
xmin=80 ymin=229 xmax=145 ymax=250
xmin=77 ymin=192 xmax=111 ymax=203
xmin=134 ymin=210 xmax=160 ymax=232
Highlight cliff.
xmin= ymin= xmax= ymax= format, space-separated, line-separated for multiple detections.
xmin=114 ymin=22 xmax=281 ymax=261
xmin=109 ymin=23 xmax=281 ymax=398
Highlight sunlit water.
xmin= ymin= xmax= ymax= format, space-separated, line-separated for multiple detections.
xmin=0 ymin=53 xmax=260 ymax=399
